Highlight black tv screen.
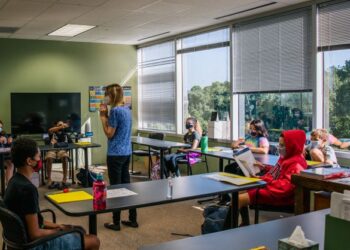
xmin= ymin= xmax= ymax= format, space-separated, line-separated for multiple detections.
xmin=11 ymin=93 xmax=81 ymax=134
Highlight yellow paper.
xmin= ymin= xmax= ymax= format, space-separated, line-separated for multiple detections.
xmin=75 ymin=142 xmax=92 ymax=146
xmin=306 ymin=160 xmax=322 ymax=166
xmin=48 ymin=191 xmax=93 ymax=204
xmin=206 ymin=172 xmax=261 ymax=186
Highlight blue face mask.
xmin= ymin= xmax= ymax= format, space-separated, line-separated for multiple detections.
xmin=0 ymin=127 xmax=2 ymax=133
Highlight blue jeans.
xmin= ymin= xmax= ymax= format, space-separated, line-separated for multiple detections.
xmin=164 ymin=153 xmax=186 ymax=177
xmin=30 ymin=233 xmax=81 ymax=250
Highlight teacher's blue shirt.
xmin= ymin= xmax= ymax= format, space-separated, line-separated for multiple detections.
xmin=107 ymin=106 xmax=132 ymax=156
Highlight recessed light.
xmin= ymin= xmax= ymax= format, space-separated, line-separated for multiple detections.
xmin=48 ymin=24 xmax=95 ymax=37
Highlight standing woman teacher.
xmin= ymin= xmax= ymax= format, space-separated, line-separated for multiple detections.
xmin=99 ymin=83 xmax=138 ymax=231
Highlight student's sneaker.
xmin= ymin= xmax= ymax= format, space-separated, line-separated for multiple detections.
xmin=121 ymin=220 xmax=139 ymax=228
xmin=104 ymin=223 xmax=121 ymax=231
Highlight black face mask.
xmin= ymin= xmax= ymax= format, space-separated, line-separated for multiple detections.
xmin=250 ymin=131 xmax=257 ymax=137
xmin=186 ymin=124 xmax=194 ymax=129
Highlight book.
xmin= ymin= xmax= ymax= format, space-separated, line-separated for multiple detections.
xmin=232 ymin=147 xmax=260 ymax=177
xmin=300 ymin=168 xmax=350 ymax=180
xmin=47 ymin=191 xmax=93 ymax=204
xmin=206 ymin=172 xmax=261 ymax=186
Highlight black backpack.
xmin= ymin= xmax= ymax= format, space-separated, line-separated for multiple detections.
xmin=76 ymin=168 xmax=97 ymax=187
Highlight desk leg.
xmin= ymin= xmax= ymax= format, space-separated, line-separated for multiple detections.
xmin=231 ymin=192 xmax=239 ymax=228
xmin=84 ymin=148 xmax=89 ymax=188
xmin=0 ymin=154 xmax=4 ymax=197
xmin=295 ymin=185 xmax=310 ymax=215
xmin=219 ymin=158 xmax=223 ymax=172
xmin=160 ymin=149 xmax=164 ymax=179
xmin=89 ymin=214 xmax=97 ymax=235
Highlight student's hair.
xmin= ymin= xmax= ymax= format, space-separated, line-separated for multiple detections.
xmin=311 ymin=128 xmax=328 ymax=141
xmin=250 ymin=119 xmax=268 ymax=138
xmin=105 ymin=83 xmax=124 ymax=107
xmin=186 ymin=117 xmax=203 ymax=135
xmin=0 ymin=120 xmax=3 ymax=126
xmin=11 ymin=138 xmax=38 ymax=168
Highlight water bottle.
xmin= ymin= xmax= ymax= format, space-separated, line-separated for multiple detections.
xmin=201 ymin=131 xmax=208 ymax=153
xmin=93 ymin=173 xmax=106 ymax=210
xmin=167 ymin=176 xmax=173 ymax=199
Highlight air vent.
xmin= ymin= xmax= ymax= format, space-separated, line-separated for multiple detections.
xmin=0 ymin=27 xmax=19 ymax=34
xmin=138 ymin=32 xmax=170 ymax=41
xmin=215 ymin=2 xmax=277 ymax=20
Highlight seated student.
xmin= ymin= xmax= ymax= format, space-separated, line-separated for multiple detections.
xmin=307 ymin=129 xmax=338 ymax=165
xmin=45 ymin=120 xmax=71 ymax=189
xmin=231 ymin=119 xmax=269 ymax=154
xmin=0 ymin=119 xmax=14 ymax=184
xmin=311 ymin=128 xmax=350 ymax=149
xmin=4 ymin=138 xmax=100 ymax=250
xmin=238 ymin=130 xmax=307 ymax=225
xmin=164 ymin=117 xmax=202 ymax=177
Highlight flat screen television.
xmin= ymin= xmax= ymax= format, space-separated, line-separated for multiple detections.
xmin=11 ymin=93 xmax=81 ymax=134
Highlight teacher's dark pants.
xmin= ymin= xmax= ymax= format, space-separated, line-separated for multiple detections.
xmin=107 ymin=155 xmax=137 ymax=224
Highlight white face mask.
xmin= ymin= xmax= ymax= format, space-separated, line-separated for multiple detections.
xmin=104 ymin=96 xmax=110 ymax=105
xmin=278 ymin=145 xmax=286 ymax=157
xmin=310 ymin=140 xmax=320 ymax=149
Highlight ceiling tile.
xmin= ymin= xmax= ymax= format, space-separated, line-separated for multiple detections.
xmin=0 ymin=0 xmax=52 ymax=20
xmin=16 ymin=20 xmax=64 ymax=35
xmin=139 ymin=1 xmax=191 ymax=15
xmin=34 ymin=3 xmax=93 ymax=22
xmin=101 ymin=0 xmax=159 ymax=11
xmin=0 ymin=18 xmax=29 ymax=27
xmin=58 ymin=0 xmax=108 ymax=7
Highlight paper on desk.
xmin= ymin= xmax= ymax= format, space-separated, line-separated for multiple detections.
xmin=107 ymin=188 xmax=137 ymax=199
xmin=330 ymin=191 xmax=350 ymax=221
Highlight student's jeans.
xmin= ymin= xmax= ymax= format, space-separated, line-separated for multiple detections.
xmin=107 ymin=155 xmax=137 ymax=224
xmin=164 ymin=153 xmax=186 ymax=177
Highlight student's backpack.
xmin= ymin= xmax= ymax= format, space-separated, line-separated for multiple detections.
xmin=151 ymin=159 xmax=161 ymax=180
xmin=76 ymin=168 xmax=97 ymax=187
xmin=201 ymin=204 xmax=229 ymax=234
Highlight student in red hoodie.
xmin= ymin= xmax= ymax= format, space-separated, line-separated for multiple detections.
xmin=238 ymin=130 xmax=307 ymax=225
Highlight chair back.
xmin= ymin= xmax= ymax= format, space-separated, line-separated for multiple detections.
xmin=0 ymin=198 xmax=28 ymax=245
xmin=268 ymin=144 xmax=279 ymax=155
xmin=149 ymin=133 xmax=164 ymax=141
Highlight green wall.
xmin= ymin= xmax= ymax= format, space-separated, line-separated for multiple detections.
xmin=0 ymin=38 xmax=137 ymax=164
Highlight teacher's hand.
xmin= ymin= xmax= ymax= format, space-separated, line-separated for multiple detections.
xmin=99 ymin=104 xmax=108 ymax=117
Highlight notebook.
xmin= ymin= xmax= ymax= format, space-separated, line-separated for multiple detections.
xmin=206 ymin=172 xmax=261 ymax=186
xmin=47 ymin=191 xmax=93 ymax=204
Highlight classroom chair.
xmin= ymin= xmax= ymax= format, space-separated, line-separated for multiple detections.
xmin=176 ymin=154 xmax=209 ymax=176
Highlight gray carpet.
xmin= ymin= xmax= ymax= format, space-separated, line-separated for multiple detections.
xmin=0 ymin=160 xmax=293 ymax=250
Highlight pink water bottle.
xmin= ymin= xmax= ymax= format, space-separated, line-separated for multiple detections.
xmin=93 ymin=173 xmax=106 ymax=210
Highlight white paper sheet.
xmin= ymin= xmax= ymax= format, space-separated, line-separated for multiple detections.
xmin=233 ymin=149 xmax=260 ymax=177
xmin=107 ymin=188 xmax=138 ymax=199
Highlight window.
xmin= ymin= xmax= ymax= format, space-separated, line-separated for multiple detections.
xmin=138 ymin=41 xmax=176 ymax=132
xmin=178 ymin=28 xmax=231 ymax=139
xmin=234 ymin=9 xmax=313 ymax=141
xmin=239 ymin=92 xmax=313 ymax=142
xmin=319 ymin=1 xmax=350 ymax=141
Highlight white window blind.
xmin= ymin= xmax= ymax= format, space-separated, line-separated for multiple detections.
xmin=233 ymin=9 xmax=312 ymax=93
xmin=138 ymin=41 xmax=176 ymax=132
xmin=318 ymin=1 xmax=350 ymax=48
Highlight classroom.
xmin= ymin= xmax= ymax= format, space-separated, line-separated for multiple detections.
xmin=0 ymin=0 xmax=349 ymax=249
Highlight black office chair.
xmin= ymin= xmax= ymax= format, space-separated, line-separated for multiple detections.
xmin=131 ymin=133 xmax=165 ymax=178
xmin=176 ymin=154 xmax=209 ymax=176
xmin=0 ymin=199 xmax=85 ymax=250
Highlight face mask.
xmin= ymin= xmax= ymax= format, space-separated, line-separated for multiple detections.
xmin=185 ymin=123 xmax=194 ymax=129
xmin=0 ymin=127 xmax=2 ymax=133
xmin=310 ymin=140 xmax=320 ymax=149
xmin=104 ymin=96 xmax=110 ymax=105
xmin=31 ymin=159 xmax=43 ymax=172
xmin=250 ymin=131 xmax=257 ymax=137
xmin=278 ymin=146 xmax=286 ymax=157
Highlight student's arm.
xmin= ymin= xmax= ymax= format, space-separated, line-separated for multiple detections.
xmin=332 ymin=138 xmax=350 ymax=149
xmin=48 ymin=123 xmax=68 ymax=134
xmin=250 ymin=146 xmax=269 ymax=154
xmin=25 ymin=214 xmax=59 ymax=241
xmin=100 ymin=116 xmax=116 ymax=139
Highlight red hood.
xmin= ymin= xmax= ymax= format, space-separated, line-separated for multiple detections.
xmin=282 ymin=130 xmax=306 ymax=159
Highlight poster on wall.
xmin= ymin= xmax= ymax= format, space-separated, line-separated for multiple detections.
xmin=89 ymin=85 xmax=132 ymax=112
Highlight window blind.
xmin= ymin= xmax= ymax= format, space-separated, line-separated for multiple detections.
xmin=233 ymin=9 xmax=312 ymax=93
xmin=318 ymin=1 xmax=350 ymax=49
xmin=138 ymin=41 xmax=176 ymax=132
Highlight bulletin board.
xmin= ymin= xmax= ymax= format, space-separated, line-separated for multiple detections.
xmin=89 ymin=85 xmax=132 ymax=112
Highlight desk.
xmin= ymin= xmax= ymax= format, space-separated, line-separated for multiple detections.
xmin=0 ymin=148 xmax=11 ymax=197
xmin=140 ymin=209 xmax=329 ymax=250
xmin=45 ymin=174 xmax=266 ymax=235
xmin=40 ymin=143 xmax=101 ymax=187
xmin=131 ymin=137 xmax=190 ymax=179
xmin=190 ymin=147 xmax=279 ymax=172
xmin=292 ymin=174 xmax=350 ymax=215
